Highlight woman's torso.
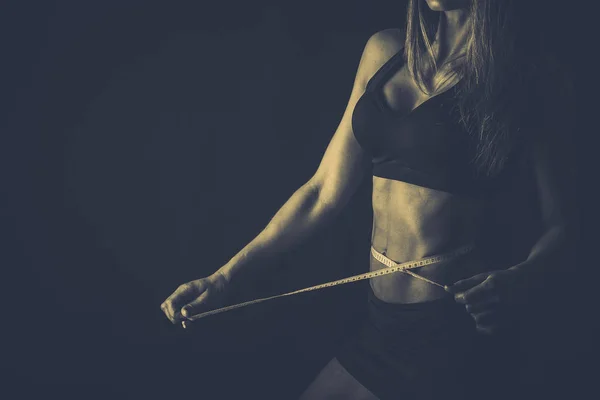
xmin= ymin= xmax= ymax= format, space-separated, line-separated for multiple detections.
xmin=369 ymin=178 xmax=487 ymax=303
xmin=353 ymin=32 xmax=492 ymax=303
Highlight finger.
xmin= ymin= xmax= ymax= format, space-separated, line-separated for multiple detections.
xmin=445 ymin=273 xmax=488 ymax=293
xmin=465 ymin=295 xmax=500 ymax=313
xmin=161 ymin=302 xmax=177 ymax=324
xmin=162 ymin=283 xmax=201 ymax=323
xmin=181 ymin=289 xmax=211 ymax=318
xmin=160 ymin=299 xmax=180 ymax=324
xmin=161 ymin=294 xmax=180 ymax=323
xmin=160 ymin=302 xmax=171 ymax=322
xmin=471 ymin=310 xmax=497 ymax=325
xmin=455 ymin=275 xmax=496 ymax=305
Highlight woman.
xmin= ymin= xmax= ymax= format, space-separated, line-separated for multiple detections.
xmin=161 ymin=0 xmax=573 ymax=398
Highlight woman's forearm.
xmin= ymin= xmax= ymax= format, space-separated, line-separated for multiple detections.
xmin=508 ymin=224 xmax=567 ymax=275
xmin=217 ymin=180 xmax=341 ymax=283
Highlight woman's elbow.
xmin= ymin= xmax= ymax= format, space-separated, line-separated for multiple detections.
xmin=307 ymin=177 xmax=353 ymax=216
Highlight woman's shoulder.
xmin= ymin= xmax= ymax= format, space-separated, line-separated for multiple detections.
xmin=367 ymin=28 xmax=405 ymax=50
xmin=360 ymin=28 xmax=406 ymax=80
xmin=365 ymin=28 xmax=405 ymax=60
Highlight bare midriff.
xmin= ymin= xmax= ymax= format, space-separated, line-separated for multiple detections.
xmin=369 ymin=176 xmax=487 ymax=303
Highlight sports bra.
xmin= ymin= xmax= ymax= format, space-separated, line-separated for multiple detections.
xmin=351 ymin=48 xmax=491 ymax=198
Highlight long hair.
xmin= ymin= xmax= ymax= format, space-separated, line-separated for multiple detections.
xmin=405 ymin=0 xmax=548 ymax=177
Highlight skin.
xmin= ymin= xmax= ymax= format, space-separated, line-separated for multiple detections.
xmin=425 ymin=0 xmax=471 ymax=12
xmin=161 ymin=0 xmax=571 ymax=398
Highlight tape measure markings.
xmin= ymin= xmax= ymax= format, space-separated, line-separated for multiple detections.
xmin=185 ymin=244 xmax=474 ymax=322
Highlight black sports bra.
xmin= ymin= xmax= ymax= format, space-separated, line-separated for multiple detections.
xmin=352 ymin=48 xmax=491 ymax=198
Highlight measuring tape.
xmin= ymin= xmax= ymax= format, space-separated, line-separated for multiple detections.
xmin=185 ymin=244 xmax=475 ymax=322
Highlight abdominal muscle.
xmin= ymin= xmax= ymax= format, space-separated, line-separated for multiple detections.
xmin=369 ymin=176 xmax=487 ymax=304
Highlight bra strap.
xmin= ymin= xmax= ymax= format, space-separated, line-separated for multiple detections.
xmin=365 ymin=48 xmax=405 ymax=93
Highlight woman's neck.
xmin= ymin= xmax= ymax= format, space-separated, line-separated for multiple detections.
xmin=435 ymin=10 xmax=471 ymax=63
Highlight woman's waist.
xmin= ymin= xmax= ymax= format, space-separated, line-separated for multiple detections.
xmin=368 ymin=244 xmax=484 ymax=275
xmin=369 ymin=226 xmax=481 ymax=263
xmin=367 ymin=243 xmax=486 ymax=304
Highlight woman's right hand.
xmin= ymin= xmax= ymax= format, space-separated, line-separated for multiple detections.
xmin=160 ymin=270 xmax=230 ymax=325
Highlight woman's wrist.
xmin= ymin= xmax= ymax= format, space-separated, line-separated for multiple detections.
xmin=217 ymin=247 xmax=263 ymax=284
xmin=216 ymin=261 xmax=241 ymax=284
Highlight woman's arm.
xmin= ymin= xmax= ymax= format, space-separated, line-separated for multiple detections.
xmin=447 ymin=71 xmax=577 ymax=334
xmin=447 ymin=133 xmax=575 ymax=332
xmin=218 ymin=31 xmax=396 ymax=284
xmin=161 ymin=30 xmax=403 ymax=323
xmin=501 ymin=67 xmax=577 ymax=285
xmin=506 ymin=120 xmax=575 ymax=281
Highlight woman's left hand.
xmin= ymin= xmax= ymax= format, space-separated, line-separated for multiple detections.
xmin=445 ymin=269 xmax=524 ymax=335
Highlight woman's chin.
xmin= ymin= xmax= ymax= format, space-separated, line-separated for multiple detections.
xmin=424 ymin=0 xmax=470 ymax=12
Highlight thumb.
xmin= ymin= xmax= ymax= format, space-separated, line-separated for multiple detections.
xmin=181 ymin=288 xmax=211 ymax=318
xmin=445 ymin=273 xmax=488 ymax=293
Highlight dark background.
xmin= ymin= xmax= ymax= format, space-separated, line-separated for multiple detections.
xmin=1 ymin=1 xmax=590 ymax=399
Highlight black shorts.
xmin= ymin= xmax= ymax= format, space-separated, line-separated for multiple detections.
xmin=335 ymin=285 xmax=509 ymax=400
